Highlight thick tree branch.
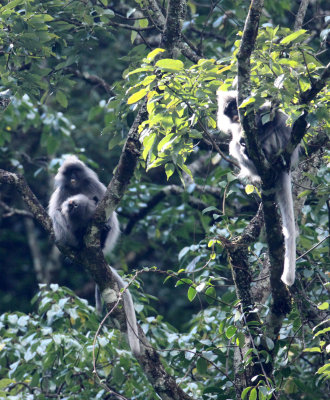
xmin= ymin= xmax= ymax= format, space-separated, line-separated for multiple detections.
xmin=294 ymin=0 xmax=310 ymax=31
xmin=234 ymin=1 xmax=290 ymax=396
xmin=0 ymin=170 xmax=53 ymax=235
xmin=90 ymin=103 xmax=194 ymax=399
xmin=300 ymin=62 xmax=330 ymax=104
xmin=66 ymin=68 xmax=114 ymax=95
xmin=220 ymin=204 xmax=276 ymax=393
xmin=161 ymin=0 xmax=186 ymax=56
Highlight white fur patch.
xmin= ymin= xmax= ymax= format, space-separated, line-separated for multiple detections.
xmin=102 ymin=287 xmax=118 ymax=303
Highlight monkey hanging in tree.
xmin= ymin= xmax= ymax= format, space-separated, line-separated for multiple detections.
xmin=217 ymin=90 xmax=299 ymax=286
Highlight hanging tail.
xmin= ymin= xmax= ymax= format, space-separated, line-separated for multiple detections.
xmin=110 ymin=267 xmax=140 ymax=356
xmin=276 ymin=172 xmax=296 ymax=286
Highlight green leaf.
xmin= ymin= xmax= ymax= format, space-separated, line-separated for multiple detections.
xmin=249 ymin=387 xmax=257 ymax=400
xmin=317 ymin=363 xmax=330 ymax=375
xmin=157 ymin=132 xmax=176 ymax=152
xmin=108 ymin=134 xmax=123 ymax=150
xmin=131 ymin=30 xmax=137 ymax=44
xmin=303 ymin=347 xmax=321 ymax=353
xmin=0 ymin=379 xmax=15 ymax=389
xmin=155 ymin=59 xmax=184 ymax=72
xmin=146 ymin=48 xmax=165 ymax=62
xmin=317 ymin=302 xmax=329 ymax=310
xmin=196 ymin=357 xmax=208 ymax=375
xmin=142 ymin=133 xmax=157 ymax=160
xmin=245 ymin=184 xmax=255 ymax=195
xmin=139 ymin=19 xmax=149 ymax=28
xmin=125 ymin=66 xmax=154 ymax=77
xmin=202 ymin=206 xmax=220 ymax=214
xmin=127 ymin=88 xmax=147 ymax=104
xmin=241 ymin=387 xmax=252 ymax=400
xmin=188 ymin=286 xmax=197 ymax=301
xmin=225 ymin=325 xmax=237 ymax=339
xmin=165 ymin=163 xmax=175 ymax=180
xmin=179 ymin=163 xmax=193 ymax=181
xmin=56 ymin=91 xmax=68 ymax=108
xmin=0 ymin=0 xmax=23 ymax=12
xmin=236 ymin=332 xmax=246 ymax=348
xmin=280 ymin=29 xmax=307 ymax=44
xmin=175 ymin=278 xmax=192 ymax=286
xmin=265 ymin=337 xmax=274 ymax=351
xmin=314 ymin=327 xmax=330 ymax=337
xmin=205 ymin=287 xmax=216 ymax=304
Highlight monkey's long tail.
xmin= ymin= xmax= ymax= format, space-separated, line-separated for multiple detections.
xmin=276 ymin=171 xmax=296 ymax=286
xmin=110 ymin=267 xmax=141 ymax=356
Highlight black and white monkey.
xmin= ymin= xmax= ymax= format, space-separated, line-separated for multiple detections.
xmin=48 ymin=157 xmax=140 ymax=355
xmin=217 ymin=90 xmax=299 ymax=286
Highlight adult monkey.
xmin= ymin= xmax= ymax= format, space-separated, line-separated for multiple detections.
xmin=217 ymin=90 xmax=299 ymax=286
xmin=48 ymin=156 xmax=140 ymax=355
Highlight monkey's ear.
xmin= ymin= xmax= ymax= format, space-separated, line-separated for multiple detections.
xmin=93 ymin=196 xmax=99 ymax=204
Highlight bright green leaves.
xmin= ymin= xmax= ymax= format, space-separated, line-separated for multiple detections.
xmin=145 ymin=48 xmax=165 ymax=62
xmin=250 ymin=26 xmax=323 ymax=114
xmin=155 ymin=59 xmax=184 ymax=72
xmin=125 ymin=49 xmax=227 ymax=180
xmin=280 ymin=29 xmax=307 ymax=45
xmin=127 ymin=88 xmax=148 ymax=105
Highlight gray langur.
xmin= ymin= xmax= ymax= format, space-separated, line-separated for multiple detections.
xmin=48 ymin=155 xmax=118 ymax=253
xmin=217 ymin=90 xmax=299 ymax=286
xmin=48 ymin=157 xmax=140 ymax=355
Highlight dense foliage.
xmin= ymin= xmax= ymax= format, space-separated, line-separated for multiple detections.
xmin=0 ymin=1 xmax=329 ymax=399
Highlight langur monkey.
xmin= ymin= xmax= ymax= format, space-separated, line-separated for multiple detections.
xmin=217 ymin=90 xmax=299 ymax=286
xmin=48 ymin=155 xmax=118 ymax=253
xmin=48 ymin=157 xmax=140 ymax=355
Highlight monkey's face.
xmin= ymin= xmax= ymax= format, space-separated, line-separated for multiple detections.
xmin=63 ymin=166 xmax=85 ymax=191
xmin=224 ymin=98 xmax=239 ymax=123
xmin=61 ymin=198 xmax=81 ymax=220
xmin=61 ymin=194 xmax=97 ymax=223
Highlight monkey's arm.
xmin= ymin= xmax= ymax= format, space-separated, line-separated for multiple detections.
xmin=51 ymin=209 xmax=79 ymax=248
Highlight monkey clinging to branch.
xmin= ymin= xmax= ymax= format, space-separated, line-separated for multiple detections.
xmin=48 ymin=157 xmax=140 ymax=355
xmin=217 ymin=90 xmax=299 ymax=286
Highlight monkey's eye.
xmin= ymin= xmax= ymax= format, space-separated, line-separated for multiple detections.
xmin=239 ymin=138 xmax=246 ymax=147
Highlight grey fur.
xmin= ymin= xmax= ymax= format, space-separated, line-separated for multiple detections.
xmin=217 ymin=90 xmax=298 ymax=286
xmin=48 ymin=158 xmax=140 ymax=354
xmin=48 ymin=156 xmax=119 ymax=252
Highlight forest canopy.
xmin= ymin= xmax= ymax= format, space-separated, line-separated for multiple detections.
xmin=0 ymin=1 xmax=329 ymax=399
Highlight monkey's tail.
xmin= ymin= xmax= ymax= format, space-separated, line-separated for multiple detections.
xmin=110 ymin=267 xmax=141 ymax=356
xmin=276 ymin=171 xmax=296 ymax=286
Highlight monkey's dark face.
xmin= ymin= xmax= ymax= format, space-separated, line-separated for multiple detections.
xmin=224 ymin=98 xmax=239 ymax=123
xmin=62 ymin=166 xmax=87 ymax=191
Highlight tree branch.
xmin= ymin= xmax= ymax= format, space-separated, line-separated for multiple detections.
xmin=294 ymin=0 xmax=310 ymax=31
xmin=161 ymin=0 xmax=187 ymax=56
xmin=124 ymin=184 xmax=208 ymax=235
xmin=0 ymin=170 xmax=53 ymax=236
xmin=66 ymin=68 xmax=114 ymax=95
